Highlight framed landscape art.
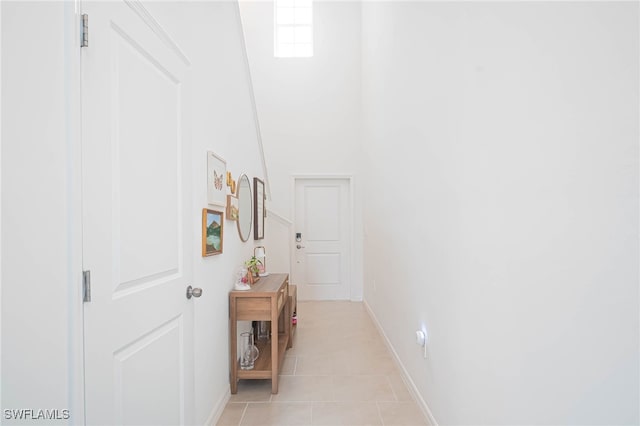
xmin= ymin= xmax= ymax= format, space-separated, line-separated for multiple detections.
xmin=202 ymin=208 xmax=224 ymax=256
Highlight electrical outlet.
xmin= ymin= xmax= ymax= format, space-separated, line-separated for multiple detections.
xmin=416 ymin=329 xmax=428 ymax=359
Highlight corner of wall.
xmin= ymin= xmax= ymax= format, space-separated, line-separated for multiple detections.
xmin=363 ymin=300 xmax=438 ymax=426
xmin=205 ymin=385 xmax=231 ymax=426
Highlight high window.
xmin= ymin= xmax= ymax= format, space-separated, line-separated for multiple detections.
xmin=274 ymin=0 xmax=313 ymax=58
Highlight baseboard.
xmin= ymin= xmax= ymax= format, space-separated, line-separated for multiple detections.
xmin=205 ymin=386 xmax=231 ymax=426
xmin=363 ymin=300 xmax=438 ymax=426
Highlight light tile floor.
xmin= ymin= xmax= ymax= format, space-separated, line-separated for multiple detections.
xmin=217 ymin=301 xmax=429 ymax=426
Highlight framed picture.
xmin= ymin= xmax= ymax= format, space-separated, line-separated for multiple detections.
xmin=202 ymin=208 xmax=224 ymax=256
xmin=207 ymin=151 xmax=226 ymax=207
xmin=253 ymin=177 xmax=265 ymax=240
xmin=226 ymin=195 xmax=239 ymax=221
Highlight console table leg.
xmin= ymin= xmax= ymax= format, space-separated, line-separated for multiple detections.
xmin=271 ymin=296 xmax=279 ymax=394
xmin=230 ymin=300 xmax=238 ymax=394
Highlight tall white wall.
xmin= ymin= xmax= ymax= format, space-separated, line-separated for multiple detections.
xmin=238 ymin=0 xmax=364 ymax=299
xmin=2 ymin=2 xmax=266 ymax=424
xmin=361 ymin=2 xmax=639 ymax=425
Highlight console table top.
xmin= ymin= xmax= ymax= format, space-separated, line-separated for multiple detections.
xmin=230 ymin=273 xmax=289 ymax=296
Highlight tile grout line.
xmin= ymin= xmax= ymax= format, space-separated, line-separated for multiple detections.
xmin=237 ymin=402 xmax=248 ymax=426
xmin=385 ymin=374 xmax=399 ymax=402
xmin=376 ymin=401 xmax=386 ymax=426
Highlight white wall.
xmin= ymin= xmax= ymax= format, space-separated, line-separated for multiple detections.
xmin=265 ymin=211 xmax=293 ymax=276
xmin=2 ymin=2 xmax=266 ymax=424
xmin=362 ymin=2 xmax=639 ymax=425
xmin=238 ymin=0 xmax=362 ymax=216
xmin=238 ymin=0 xmax=364 ymax=299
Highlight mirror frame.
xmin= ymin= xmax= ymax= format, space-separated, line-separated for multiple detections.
xmin=253 ymin=177 xmax=265 ymax=240
xmin=236 ymin=174 xmax=252 ymax=242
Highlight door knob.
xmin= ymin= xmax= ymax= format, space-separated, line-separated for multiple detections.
xmin=186 ymin=285 xmax=203 ymax=299
xmin=296 ymin=244 xmax=305 ymax=249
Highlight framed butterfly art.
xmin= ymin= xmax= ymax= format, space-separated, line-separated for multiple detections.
xmin=207 ymin=151 xmax=227 ymax=207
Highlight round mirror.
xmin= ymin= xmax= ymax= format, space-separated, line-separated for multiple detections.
xmin=236 ymin=174 xmax=252 ymax=242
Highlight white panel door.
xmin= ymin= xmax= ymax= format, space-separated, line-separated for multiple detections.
xmin=81 ymin=2 xmax=194 ymax=425
xmin=293 ymin=179 xmax=350 ymax=300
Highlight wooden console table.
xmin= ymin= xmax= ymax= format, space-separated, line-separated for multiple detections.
xmin=229 ymin=273 xmax=291 ymax=394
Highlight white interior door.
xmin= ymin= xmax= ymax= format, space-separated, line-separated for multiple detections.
xmin=81 ymin=2 xmax=193 ymax=424
xmin=293 ymin=178 xmax=351 ymax=300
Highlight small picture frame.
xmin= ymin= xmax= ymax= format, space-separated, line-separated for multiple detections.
xmin=202 ymin=208 xmax=224 ymax=256
xmin=253 ymin=177 xmax=265 ymax=240
xmin=226 ymin=195 xmax=239 ymax=221
xmin=207 ymin=151 xmax=226 ymax=207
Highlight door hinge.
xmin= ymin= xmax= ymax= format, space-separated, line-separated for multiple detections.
xmin=83 ymin=270 xmax=91 ymax=302
xmin=81 ymin=14 xmax=88 ymax=48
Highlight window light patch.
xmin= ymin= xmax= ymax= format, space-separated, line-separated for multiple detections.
xmin=275 ymin=0 xmax=313 ymax=58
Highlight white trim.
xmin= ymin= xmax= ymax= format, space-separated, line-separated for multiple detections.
xmin=123 ymin=0 xmax=191 ymax=66
xmin=636 ymin=8 xmax=640 ymax=417
xmin=347 ymin=176 xmax=360 ymax=301
xmin=291 ymin=173 xmax=356 ymax=180
xmin=0 ymin=0 xmax=3 ymax=411
xmin=70 ymin=1 xmax=86 ymax=424
xmin=235 ymin=2 xmax=271 ymax=200
xmin=266 ymin=208 xmax=293 ymax=226
xmin=290 ymin=174 xmax=359 ymax=301
xmin=364 ymin=300 xmax=438 ymax=426
xmin=205 ymin=387 xmax=231 ymax=426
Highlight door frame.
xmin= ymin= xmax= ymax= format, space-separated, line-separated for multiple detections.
xmin=68 ymin=0 xmax=86 ymax=424
xmin=290 ymin=174 xmax=357 ymax=301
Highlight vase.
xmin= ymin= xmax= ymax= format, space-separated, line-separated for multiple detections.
xmin=256 ymin=321 xmax=270 ymax=341
xmin=240 ymin=331 xmax=259 ymax=370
